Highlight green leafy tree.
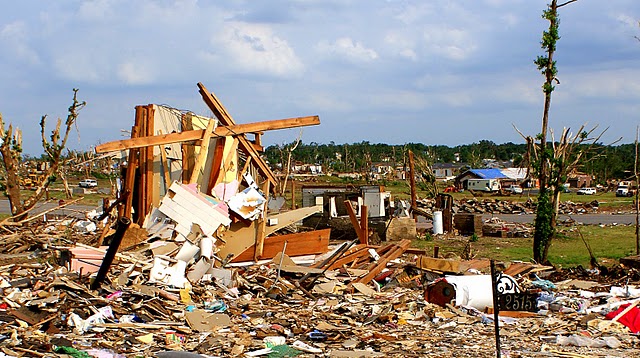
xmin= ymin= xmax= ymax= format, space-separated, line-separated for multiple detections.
xmin=527 ymin=0 xmax=615 ymax=264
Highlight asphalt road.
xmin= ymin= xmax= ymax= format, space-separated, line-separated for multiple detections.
xmin=482 ymin=213 xmax=639 ymax=225
xmin=0 ymin=199 xmax=96 ymax=219
xmin=0 ymin=199 xmax=636 ymax=225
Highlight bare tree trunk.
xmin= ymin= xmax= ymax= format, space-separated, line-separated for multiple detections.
xmin=59 ymin=171 xmax=73 ymax=199
xmin=279 ymin=131 xmax=302 ymax=195
xmin=0 ymin=123 xmax=24 ymax=216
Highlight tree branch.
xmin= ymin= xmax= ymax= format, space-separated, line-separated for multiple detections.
xmin=557 ymin=0 xmax=579 ymax=8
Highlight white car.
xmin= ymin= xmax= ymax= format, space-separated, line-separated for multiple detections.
xmin=507 ymin=185 xmax=523 ymax=194
xmin=577 ymin=187 xmax=596 ymax=195
xmin=79 ymin=179 xmax=98 ymax=188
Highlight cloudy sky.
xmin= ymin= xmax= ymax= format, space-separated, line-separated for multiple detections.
xmin=1 ymin=0 xmax=640 ymax=155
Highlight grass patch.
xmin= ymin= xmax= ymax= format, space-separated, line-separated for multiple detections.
xmin=411 ymin=224 xmax=638 ymax=267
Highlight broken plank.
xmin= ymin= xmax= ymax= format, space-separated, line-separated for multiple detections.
xmin=189 ymin=117 xmax=217 ymax=184
xmin=325 ymin=247 xmax=371 ymax=271
xmin=344 ymin=200 xmax=365 ymax=243
xmin=311 ymin=243 xmax=367 ymax=269
xmin=181 ymin=114 xmax=195 ymax=183
xmin=351 ymin=239 xmax=411 ymax=286
xmin=360 ymin=205 xmax=369 ymax=246
xmin=232 ymin=229 xmax=331 ymax=262
xmin=264 ymin=206 xmax=323 ymax=236
xmin=123 ymin=125 xmax=139 ymax=219
xmin=157 ymin=130 xmax=172 ymax=191
xmin=416 ymin=256 xmax=466 ymax=274
xmin=255 ymin=180 xmax=270 ymax=260
xmin=198 ymin=82 xmax=279 ymax=189
xmin=95 ymin=115 xmax=320 ymax=153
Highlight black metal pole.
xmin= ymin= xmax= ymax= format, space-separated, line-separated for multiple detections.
xmin=490 ymin=259 xmax=502 ymax=358
xmin=90 ymin=217 xmax=131 ymax=290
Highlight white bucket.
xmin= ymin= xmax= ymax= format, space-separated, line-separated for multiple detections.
xmin=433 ymin=211 xmax=444 ymax=235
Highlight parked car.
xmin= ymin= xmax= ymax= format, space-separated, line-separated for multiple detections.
xmin=79 ymin=179 xmax=98 ymax=188
xmin=577 ymin=187 xmax=596 ymax=195
xmin=507 ymin=185 xmax=523 ymax=194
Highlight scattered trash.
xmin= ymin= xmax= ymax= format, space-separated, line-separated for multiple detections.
xmin=0 ymin=83 xmax=638 ymax=357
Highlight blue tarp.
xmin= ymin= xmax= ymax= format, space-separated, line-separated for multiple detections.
xmin=467 ymin=168 xmax=509 ymax=179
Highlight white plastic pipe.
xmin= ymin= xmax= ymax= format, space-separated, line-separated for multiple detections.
xmin=433 ymin=211 xmax=444 ymax=235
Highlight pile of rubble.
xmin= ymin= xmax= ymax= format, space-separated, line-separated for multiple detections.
xmin=0 ymin=220 xmax=640 ymax=357
xmin=417 ymin=198 xmax=601 ymax=215
xmin=2 ymin=83 xmax=639 ymax=357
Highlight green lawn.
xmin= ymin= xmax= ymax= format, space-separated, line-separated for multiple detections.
xmin=412 ymin=224 xmax=638 ymax=267
xmin=15 ymin=178 xmax=114 ymax=207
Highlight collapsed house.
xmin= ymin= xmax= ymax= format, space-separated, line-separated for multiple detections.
xmin=92 ymin=83 xmax=329 ymax=284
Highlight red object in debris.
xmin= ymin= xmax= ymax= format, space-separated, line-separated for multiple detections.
xmin=0 ymin=303 xmax=8 ymax=310
xmin=424 ymin=278 xmax=456 ymax=307
xmin=605 ymin=304 xmax=640 ymax=333
xmin=374 ymin=270 xmax=394 ymax=282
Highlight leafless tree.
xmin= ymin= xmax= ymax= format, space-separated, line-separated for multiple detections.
xmin=278 ymin=130 xmax=303 ymax=195
xmin=0 ymin=89 xmax=85 ymax=219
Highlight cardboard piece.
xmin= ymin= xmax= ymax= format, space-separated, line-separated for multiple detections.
xmin=313 ymin=281 xmax=336 ymax=294
xmin=185 ymin=310 xmax=231 ymax=331
xmin=272 ymin=253 xmax=296 ymax=267
xmin=352 ymin=282 xmax=378 ymax=297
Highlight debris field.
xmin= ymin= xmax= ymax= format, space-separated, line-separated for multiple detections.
xmin=0 ymin=83 xmax=638 ymax=358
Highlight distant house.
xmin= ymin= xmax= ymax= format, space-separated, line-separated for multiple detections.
xmin=432 ymin=163 xmax=464 ymax=180
xmin=567 ymin=172 xmax=593 ymax=188
xmin=291 ymin=161 xmax=323 ymax=175
xmin=454 ymin=168 xmax=509 ymax=190
xmin=499 ymin=167 xmax=529 ymax=187
xmin=336 ymin=172 xmax=362 ymax=180
xmin=370 ymin=162 xmax=394 ymax=180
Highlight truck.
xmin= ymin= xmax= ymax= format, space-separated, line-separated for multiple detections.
xmin=616 ymin=181 xmax=637 ymax=197
xmin=466 ymin=178 xmax=501 ymax=192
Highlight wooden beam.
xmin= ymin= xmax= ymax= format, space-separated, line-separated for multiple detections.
xmin=144 ymin=105 xmax=154 ymax=224
xmin=238 ymin=156 xmax=252 ymax=182
xmin=181 ymin=114 xmax=194 ymax=183
xmin=254 ymin=180 xmax=270 ymax=260
xmin=217 ymin=137 xmax=239 ymax=187
xmin=123 ymin=126 xmax=139 ymax=219
xmin=325 ymin=247 xmax=371 ymax=271
xmin=157 ymin=130 xmax=172 ymax=192
xmin=135 ymin=106 xmax=146 ymax=224
xmin=349 ymin=239 xmax=411 ymax=287
xmin=198 ymin=83 xmax=279 ymax=189
xmin=344 ymin=200 xmax=365 ymax=244
xmin=206 ymin=138 xmax=227 ymax=193
xmin=96 ymin=115 xmax=320 ymax=154
xmin=189 ymin=118 xmax=217 ymax=184
xmin=360 ymin=205 xmax=369 ymax=246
